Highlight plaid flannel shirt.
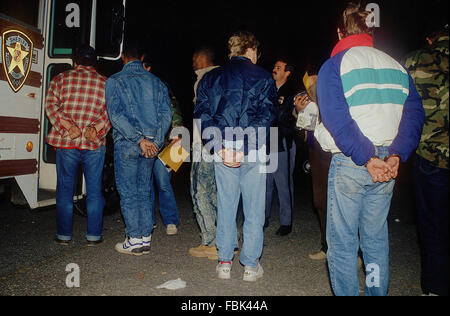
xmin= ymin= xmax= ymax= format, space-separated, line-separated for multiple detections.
xmin=45 ymin=65 xmax=111 ymax=150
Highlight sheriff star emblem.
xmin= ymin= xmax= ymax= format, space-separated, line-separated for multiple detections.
xmin=2 ymin=30 xmax=34 ymax=93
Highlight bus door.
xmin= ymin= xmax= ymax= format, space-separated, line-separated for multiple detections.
xmin=38 ymin=0 xmax=125 ymax=208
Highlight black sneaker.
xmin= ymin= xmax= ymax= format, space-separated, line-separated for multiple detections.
xmin=275 ymin=225 xmax=292 ymax=236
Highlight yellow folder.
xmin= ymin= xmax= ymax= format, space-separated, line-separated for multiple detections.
xmin=158 ymin=141 xmax=190 ymax=172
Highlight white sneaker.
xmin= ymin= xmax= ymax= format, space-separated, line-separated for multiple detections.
xmin=216 ymin=262 xmax=232 ymax=280
xmin=166 ymin=224 xmax=178 ymax=236
xmin=142 ymin=235 xmax=152 ymax=254
xmin=243 ymin=263 xmax=264 ymax=282
xmin=115 ymin=237 xmax=143 ymax=256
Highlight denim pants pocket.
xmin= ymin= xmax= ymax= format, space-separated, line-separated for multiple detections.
xmin=118 ymin=141 xmax=141 ymax=160
xmin=334 ymin=155 xmax=370 ymax=195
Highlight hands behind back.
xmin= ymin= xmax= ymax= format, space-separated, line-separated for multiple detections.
xmin=140 ymin=139 xmax=159 ymax=159
xmin=366 ymin=156 xmax=400 ymax=183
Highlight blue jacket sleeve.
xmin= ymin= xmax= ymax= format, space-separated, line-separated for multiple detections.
xmin=193 ymin=75 xmax=222 ymax=151
xmin=388 ymin=74 xmax=425 ymax=162
xmin=246 ymin=78 xmax=278 ymax=154
xmin=105 ymin=78 xmax=144 ymax=145
xmin=317 ymin=58 xmax=375 ymax=166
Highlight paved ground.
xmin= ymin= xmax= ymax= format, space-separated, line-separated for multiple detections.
xmin=0 ymin=162 xmax=423 ymax=297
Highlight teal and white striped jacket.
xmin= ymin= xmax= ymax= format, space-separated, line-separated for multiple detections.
xmin=316 ymin=35 xmax=424 ymax=166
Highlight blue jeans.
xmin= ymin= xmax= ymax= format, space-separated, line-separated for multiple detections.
xmin=326 ymin=147 xmax=394 ymax=296
xmin=190 ymin=161 xmax=217 ymax=246
xmin=56 ymin=146 xmax=106 ymax=242
xmin=413 ymin=154 xmax=449 ymax=296
xmin=215 ymin=161 xmax=266 ymax=268
xmin=266 ymin=140 xmax=296 ymax=226
xmin=114 ymin=140 xmax=156 ymax=238
xmin=153 ymin=158 xmax=179 ymax=226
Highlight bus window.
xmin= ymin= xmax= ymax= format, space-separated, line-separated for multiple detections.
xmin=48 ymin=0 xmax=92 ymax=58
xmin=95 ymin=0 xmax=125 ymax=59
xmin=0 ymin=1 xmax=40 ymax=29
xmin=43 ymin=63 xmax=72 ymax=164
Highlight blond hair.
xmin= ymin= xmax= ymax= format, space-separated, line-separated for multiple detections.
xmin=340 ymin=2 xmax=374 ymax=37
xmin=228 ymin=31 xmax=260 ymax=59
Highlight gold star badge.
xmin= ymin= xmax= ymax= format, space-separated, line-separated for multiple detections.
xmin=2 ymin=30 xmax=34 ymax=92
xmin=7 ymin=42 xmax=29 ymax=76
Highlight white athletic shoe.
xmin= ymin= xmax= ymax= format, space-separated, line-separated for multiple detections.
xmin=243 ymin=263 xmax=264 ymax=282
xmin=142 ymin=235 xmax=152 ymax=254
xmin=216 ymin=262 xmax=232 ymax=280
xmin=115 ymin=237 xmax=144 ymax=256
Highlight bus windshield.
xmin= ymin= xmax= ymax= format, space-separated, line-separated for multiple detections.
xmin=49 ymin=0 xmax=92 ymax=58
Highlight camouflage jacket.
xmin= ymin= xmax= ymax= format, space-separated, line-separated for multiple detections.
xmin=170 ymin=92 xmax=183 ymax=129
xmin=404 ymin=36 xmax=449 ymax=169
xmin=163 ymin=85 xmax=183 ymax=148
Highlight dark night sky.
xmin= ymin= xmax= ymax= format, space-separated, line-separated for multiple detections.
xmin=123 ymin=0 xmax=449 ymax=128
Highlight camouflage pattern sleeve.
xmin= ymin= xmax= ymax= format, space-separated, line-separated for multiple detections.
xmin=165 ymin=84 xmax=183 ymax=128
xmin=404 ymin=36 xmax=449 ymax=170
xmin=171 ymin=94 xmax=183 ymax=128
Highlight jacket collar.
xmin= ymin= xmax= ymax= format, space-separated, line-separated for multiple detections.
xmin=74 ymin=65 xmax=95 ymax=71
xmin=231 ymin=56 xmax=252 ymax=62
xmin=331 ymin=34 xmax=374 ymax=57
xmin=195 ymin=65 xmax=219 ymax=79
xmin=123 ymin=60 xmax=144 ymax=71
xmin=434 ymin=36 xmax=449 ymax=45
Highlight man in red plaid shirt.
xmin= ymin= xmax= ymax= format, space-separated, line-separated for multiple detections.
xmin=45 ymin=45 xmax=111 ymax=246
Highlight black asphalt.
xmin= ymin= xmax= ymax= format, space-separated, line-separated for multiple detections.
xmin=0 ymin=162 xmax=422 ymax=297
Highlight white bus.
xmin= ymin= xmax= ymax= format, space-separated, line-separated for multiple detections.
xmin=0 ymin=0 xmax=126 ymax=210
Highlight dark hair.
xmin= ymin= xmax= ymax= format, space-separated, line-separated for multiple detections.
xmin=123 ymin=39 xmax=144 ymax=59
xmin=73 ymin=45 xmax=97 ymax=67
xmin=276 ymin=57 xmax=295 ymax=74
xmin=338 ymin=1 xmax=374 ymax=38
xmin=193 ymin=46 xmax=215 ymax=64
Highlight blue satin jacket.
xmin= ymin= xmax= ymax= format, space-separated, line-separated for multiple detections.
xmin=194 ymin=57 xmax=277 ymax=155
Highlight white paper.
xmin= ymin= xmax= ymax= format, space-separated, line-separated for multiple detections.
xmin=156 ymin=278 xmax=187 ymax=290
xmin=296 ymin=101 xmax=319 ymax=131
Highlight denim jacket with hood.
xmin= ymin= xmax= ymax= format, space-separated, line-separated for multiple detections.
xmin=105 ymin=60 xmax=172 ymax=149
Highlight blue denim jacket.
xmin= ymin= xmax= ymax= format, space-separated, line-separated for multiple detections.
xmin=105 ymin=61 xmax=172 ymax=149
